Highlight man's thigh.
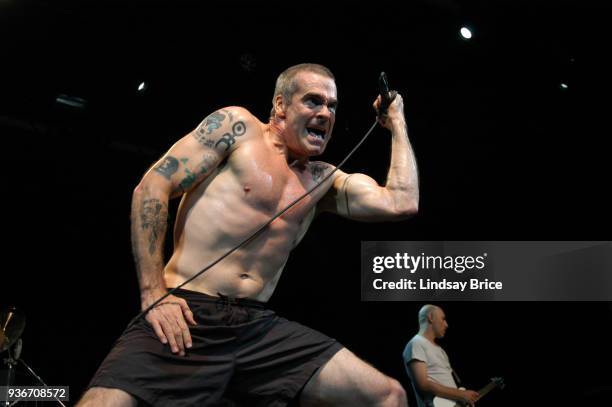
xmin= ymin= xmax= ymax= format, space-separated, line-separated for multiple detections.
xmin=76 ymin=387 xmax=137 ymax=407
xmin=299 ymin=347 xmax=406 ymax=407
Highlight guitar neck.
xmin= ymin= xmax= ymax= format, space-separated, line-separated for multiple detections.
xmin=476 ymin=381 xmax=498 ymax=398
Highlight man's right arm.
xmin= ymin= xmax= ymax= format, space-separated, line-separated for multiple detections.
xmin=409 ymin=361 xmax=479 ymax=406
xmin=131 ymin=106 xmax=252 ymax=355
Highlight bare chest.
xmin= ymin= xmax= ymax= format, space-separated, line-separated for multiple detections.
xmin=228 ymin=146 xmax=328 ymax=222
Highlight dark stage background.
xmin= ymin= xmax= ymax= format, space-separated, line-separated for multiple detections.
xmin=1 ymin=0 xmax=611 ymax=405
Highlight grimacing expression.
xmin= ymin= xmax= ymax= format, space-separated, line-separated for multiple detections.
xmin=280 ymin=71 xmax=337 ymax=157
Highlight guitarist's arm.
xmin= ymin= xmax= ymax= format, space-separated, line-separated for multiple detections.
xmin=409 ymin=361 xmax=480 ymax=406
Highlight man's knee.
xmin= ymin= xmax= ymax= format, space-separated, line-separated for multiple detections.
xmin=359 ymin=375 xmax=407 ymax=406
xmin=76 ymin=387 xmax=136 ymax=407
xmin=374 ymin=378 xmax=407 ymax=407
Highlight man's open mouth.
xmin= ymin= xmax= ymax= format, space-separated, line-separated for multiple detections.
xmin=306 ymin=127 xmax=326 ymax=140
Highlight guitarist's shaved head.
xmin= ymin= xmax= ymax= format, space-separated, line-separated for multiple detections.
xmin=418 ymin=304 xmax=441 ymax=327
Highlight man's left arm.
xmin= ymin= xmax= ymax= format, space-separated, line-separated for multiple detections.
xmin=321 ymin=93 xmax=419 ymax=221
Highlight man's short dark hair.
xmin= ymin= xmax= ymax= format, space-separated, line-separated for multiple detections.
xmin=270 ymin=63 xmax=335 ymax=118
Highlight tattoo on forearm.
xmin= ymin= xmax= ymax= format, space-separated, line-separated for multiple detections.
xmin=215 ymin=121 xmax=246 ymax=151
xmin=140 ymin=199 xmax=168 ymax=255
xmin=153 ymin=156 xmax=179 ymax=180
xmin=310 ymin=163 xmax=327 ymax=182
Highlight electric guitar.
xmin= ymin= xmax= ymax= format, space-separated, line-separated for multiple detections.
xmin=431 ymin=377 xmax=505 ymax=407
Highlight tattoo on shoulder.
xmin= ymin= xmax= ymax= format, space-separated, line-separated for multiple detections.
xmin=310 ymin=163 xmax=328 ymax=182
xmin=215 ymin=121 xmax=246 ymax=152
xmin=222 ymin=109 xmax=234 ymax=122
xmin=140 ymin=199 xmax=169 ymax=255
xmin=202 ymin=111 xmax=226 ymax=135
xmin=193 ymin=111 xmax=228 ymax=148
xmin=153 ymin=156 xmax=179 ymax=180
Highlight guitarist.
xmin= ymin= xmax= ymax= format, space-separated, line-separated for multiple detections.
xmin=403 ymin=305 xmax=480 ymax=407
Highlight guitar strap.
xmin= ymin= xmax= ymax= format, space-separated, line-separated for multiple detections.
xmin=451 ymin=369 xmax=463 ymax=388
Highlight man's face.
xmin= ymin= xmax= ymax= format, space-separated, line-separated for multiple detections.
xmin=280 ymin=71 xmax=337 ymax=157
xmin=431 ymin=308 xmax=449 ymax=339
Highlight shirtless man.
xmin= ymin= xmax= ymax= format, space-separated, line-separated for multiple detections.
xmin=79 ymin=63 xmax=419 ymax=406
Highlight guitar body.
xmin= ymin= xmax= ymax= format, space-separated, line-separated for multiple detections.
xmin=431 ymin=396 xmax=460 ymax=407
xmin=430 ymin=377 xmax=505 ymax=407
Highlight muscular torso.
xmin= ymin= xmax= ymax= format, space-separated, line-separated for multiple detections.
xmin=163 ymin=122 xmax=334 ymax=301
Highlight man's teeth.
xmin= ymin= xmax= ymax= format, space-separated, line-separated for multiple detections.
xmin=308 ymin=129 xmax=325 ymax=139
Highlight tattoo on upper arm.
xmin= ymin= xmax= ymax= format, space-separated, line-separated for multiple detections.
xmin=202 ymin=111 xmax=226 ymax=135
xmin=194 ymin=134 xmax=216 ymax=148
xmin=193 ymin=111 xmax=245 ymax=151
xmin=140 ymin=199 xmax=169 ymax=255
xmin=222 ymin=109 xmax=234 ymax=122
xmin=178 ymin=153 xmax=218 ymax=191
xmin=179 ymin=168 xmax=197 ymax=191
xmin=153 ymin=156 xmax=179 ymax=180
xmin=193 ymin=111 xmax=227 ymax=147
xmin=198 ymin=153 xmax=217 ymax=175
xmin=215 ymin=121 xmax=246 ymax=152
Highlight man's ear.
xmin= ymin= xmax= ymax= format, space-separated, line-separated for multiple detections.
xmin=274 ymin=94 xmax=287 ymax=119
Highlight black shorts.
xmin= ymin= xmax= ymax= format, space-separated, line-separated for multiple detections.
xmin=88 ymin=288 xmax=343 ymax=407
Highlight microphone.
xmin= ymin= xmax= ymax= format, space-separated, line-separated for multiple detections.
xmin=378 ymin=71 xmax=396 ymax=116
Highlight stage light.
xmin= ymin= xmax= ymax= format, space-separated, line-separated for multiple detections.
xmin=560 ymin=83 xmax=568 ymax=90
xmin=55 ymin=94 xmax=87 ymax=109
xmin=460 ymin=27 xmax=472 ymax=39
xmin=138 ymin=82 xmax=147 ymax=92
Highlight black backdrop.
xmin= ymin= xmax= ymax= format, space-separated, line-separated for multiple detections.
xmin=1 ymin=0 xmax=611 ymax=405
